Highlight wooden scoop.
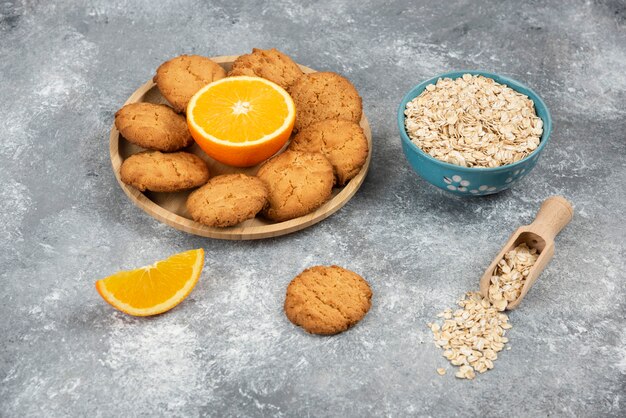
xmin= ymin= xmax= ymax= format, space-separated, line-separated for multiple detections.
xmin=479 ymin=196 xmax=573 ymax=310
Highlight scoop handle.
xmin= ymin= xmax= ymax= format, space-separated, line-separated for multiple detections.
xmin=528 ymin=196 xmax=573 ymax=241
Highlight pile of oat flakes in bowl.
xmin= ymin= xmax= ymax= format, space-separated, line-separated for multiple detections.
xmin=404 ymin=74 xmax=543 ymax=168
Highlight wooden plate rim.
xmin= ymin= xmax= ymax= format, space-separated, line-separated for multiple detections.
xmin=109 ymin=55 xmax=372 ymax=240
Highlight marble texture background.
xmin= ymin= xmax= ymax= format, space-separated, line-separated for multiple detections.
xmin=1 ymin=0 xmax=625 ymax=416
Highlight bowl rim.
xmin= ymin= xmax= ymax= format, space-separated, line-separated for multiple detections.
xmin=397 ymin=70 xmax=552 ymax=173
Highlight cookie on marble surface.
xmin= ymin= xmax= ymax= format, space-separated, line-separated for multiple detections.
xmin=186 ymin=174 xmax=269 ymax=227
xmin=228 ymin=48 xmax=303 ymax=90
xmin=288 ymin=119 xmax=369 ymax=186
xmin=256 ymin=150 xmax=334 ymax=222
xmin=288 ymin=72 xmax=362 ymax=131
xmin=120 ymin=151 xmax=210 ymax=192
xmin=154 ymin=55 xmax=226 ymax=113
xmin=284 ymin=265 xmax=373 ymax=335
xmin=115 ymin=103 xmax=193 ymax=152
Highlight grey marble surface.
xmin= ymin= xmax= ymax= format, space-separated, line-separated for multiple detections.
xmin=1 ymin=1 xmax=625 ymax=417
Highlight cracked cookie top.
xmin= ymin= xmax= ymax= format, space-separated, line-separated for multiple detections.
xmin=288 ymin=72 xmax=362 ymax=132
xmin=186 ymin=174 xmax=268 ymax=228
xmin=154 ymin=55 xmax=226 ymax=113
xmin=115 ymin=103 xmax=193 ymax=152
xmin=284 ymin=265 xmax=372 ymax=335
xmin=120 ymin=151 xmax=210 ymax=192
xmin=289 ymin=119 xmax=369 ymax=186
xmin=256 ymin=150 xmax=334 ymax=222
xmin=228 ymin=48 xmax=303 ymax=90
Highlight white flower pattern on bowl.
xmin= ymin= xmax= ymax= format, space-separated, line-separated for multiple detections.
xmin=443 ymin=175 xmax=497 ymax=195
xmin=504 ymin=168 xmax=528 ymax=184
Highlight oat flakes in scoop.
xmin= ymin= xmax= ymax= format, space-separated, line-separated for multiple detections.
xmin=404 ymin=74 xmax=543 ymax=168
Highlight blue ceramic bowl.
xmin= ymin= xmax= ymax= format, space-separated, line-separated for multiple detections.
xmin=397 ymin=71 xmax=552 ymax=196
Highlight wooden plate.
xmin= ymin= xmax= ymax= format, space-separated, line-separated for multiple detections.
xmin=109 ymin=56 xmax=372 ymax=240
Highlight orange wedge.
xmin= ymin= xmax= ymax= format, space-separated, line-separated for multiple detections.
xmin=95 ymin=249 xmax=204 ymax=316
xmin=186 ymin=76 xmax=296 ymax=167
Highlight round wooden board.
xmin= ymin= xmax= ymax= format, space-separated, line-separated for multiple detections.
xmin=109 ymin=55 xmax=372 ymax=240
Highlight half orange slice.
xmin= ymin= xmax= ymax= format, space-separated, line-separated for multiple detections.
xmin=95 ymin=249 xmax=204 ymax=316
xmin=187 ymin=76 xmax=296 ymax=167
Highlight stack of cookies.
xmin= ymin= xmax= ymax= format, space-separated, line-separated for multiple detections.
xmin=115 ymin=48 xmax=369 ymax=228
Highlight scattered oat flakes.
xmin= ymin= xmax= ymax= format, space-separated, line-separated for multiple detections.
xmin=429 ymin=292 xmax=511 ymax=380
xmin=488 ymin=243 xmax=539 ymax=310
xmin=456 ymin=364 xmax=476 ymax=380
xmin=437 ymin=368 xmax=446 ymax=376
xmin=404 ymin=74 xmax=543 ymax=168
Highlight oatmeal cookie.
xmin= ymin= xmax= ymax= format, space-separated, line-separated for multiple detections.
xmin=120 ymin=151 xmax=210 ymax=192
xmin=289 ymin=119 xmax=369 ymax=186
xmin=228 ymin=48 xmax=303 ymax=90
xmin=256 ymin=150 xmax=334 ymax=222
xmin=186 ymin=174 xmax=268 ymax=227
xmin=115 ymin=103 xmax=193 ymax=151
xmin=284 ymin=265 xmax=372 ymax=335
xmin=154 ymin=55 xmax=226 ymax=113
xmin=288 ymin=72 xmax=362 ymax=131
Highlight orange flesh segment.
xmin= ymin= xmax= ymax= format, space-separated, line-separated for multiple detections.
xmin=191 ymin=79 xmax=290 ymax=143
xmin=95 ymin=249 xmax=204 ymax=316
